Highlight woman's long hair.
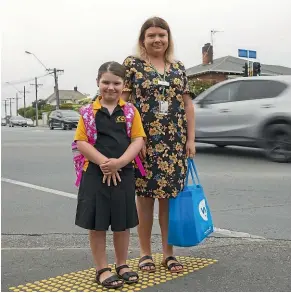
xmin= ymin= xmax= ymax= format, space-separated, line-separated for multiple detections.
xmin=136 ymin=17 xmax=175 ymax=64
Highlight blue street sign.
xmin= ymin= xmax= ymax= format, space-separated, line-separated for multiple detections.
xmin=238 ymin=49 xmax=248 ymax=58
xmin=238 ymin=49 xmax=257 ymax=59
xmin=248 ymin=50 xmax=257 ymax=59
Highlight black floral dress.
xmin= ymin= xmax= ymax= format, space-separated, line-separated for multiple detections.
xmin=123 ymin=56 xmax=190 ymax=199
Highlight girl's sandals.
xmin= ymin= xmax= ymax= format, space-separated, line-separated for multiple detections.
xmin=162 ymin=256 xmax=184 ymax=273
xmin=96 ymin=267 xmax=124 ymax=289
xmin=115 ymin=264 xmax=139 ymax=284
xmin=138 ymin=255 xmax=156 ymax=273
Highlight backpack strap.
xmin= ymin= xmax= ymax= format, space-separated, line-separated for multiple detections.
xmin=123 ymin=102 xmax=135 ymax=137
xmin=79 ymin=104 xmax=97 ymax=144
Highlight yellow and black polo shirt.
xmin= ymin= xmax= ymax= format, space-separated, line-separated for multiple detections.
xmin=74 ymin=97 xmax=146 ymax=170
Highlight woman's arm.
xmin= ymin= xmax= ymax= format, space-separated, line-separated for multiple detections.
xmin=183 ymin=94 xmax=195 ymax=142
xmin=121 ymin=91 xmax=131 ymax=102
xmin=183 ymin=94 xmax=196 ymax=157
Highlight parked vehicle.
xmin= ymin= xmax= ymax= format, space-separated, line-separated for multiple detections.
xmin=194 ymin=75 xmax=291 ymax=163
xmin=1 ymin=118 xmax=7 ymax=126
xmin=48 ymin=110 xmax=80 ymax=130
xmin=8 ymin=116 xmax=27 ymax=127
xmin=25 ymin=118 xmax=34 ymax=127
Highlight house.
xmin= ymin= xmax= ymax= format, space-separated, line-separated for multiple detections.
xmin=45 ymin=86 xmax=87 ymax=105
xmin=186 ymin=43 xmax=291 ymax=83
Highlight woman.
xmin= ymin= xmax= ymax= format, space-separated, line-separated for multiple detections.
xmin=122 ymin=16 xmax=195 ymax=273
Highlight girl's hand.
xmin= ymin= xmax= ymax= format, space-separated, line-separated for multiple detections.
xmin=186 ymin=140 xmax=196 ymax=158
xmin=100 ymin=158 xmax=122 ymax=174
xmin=102 ymin=171 xmax=121 ymax=186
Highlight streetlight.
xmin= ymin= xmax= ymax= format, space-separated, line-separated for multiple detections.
xmin=25 ymin=50 xmax=63 ymax=110
xmin=25 ymin=51 xmax=48 ymax=71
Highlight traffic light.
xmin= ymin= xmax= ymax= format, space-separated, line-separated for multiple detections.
xmin=242 ymin=62 xmax=248 ymax=77
xmin=253 ymin=62 xmax=261 ymax=76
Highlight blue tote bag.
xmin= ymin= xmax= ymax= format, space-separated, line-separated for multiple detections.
xmin=168 ymin=158 xmax=214 ymax=247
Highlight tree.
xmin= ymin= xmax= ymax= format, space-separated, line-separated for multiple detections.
xmin=78 ymin=97 xmax=92 ymax=105
xmin=32 ymin=99 xmax=47 ymax=110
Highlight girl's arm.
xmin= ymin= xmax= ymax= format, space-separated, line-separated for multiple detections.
xmin=118 ymin=137 xmax=144 ymax=168
xmin=76 ymin=140 xmax=108 ymax=166
xmin=100 ymin=137 xmax=144 ymax=174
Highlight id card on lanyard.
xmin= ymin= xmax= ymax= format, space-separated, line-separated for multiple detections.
xmin=150 ymin=63 xmax=170 ymax=115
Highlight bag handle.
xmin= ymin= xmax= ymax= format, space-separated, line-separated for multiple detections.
xmin=186 ymin=158 xmax=201 ymax=186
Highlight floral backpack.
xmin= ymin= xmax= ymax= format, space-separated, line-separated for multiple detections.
xmin=72 ymin=102 xmax=146 ymax=187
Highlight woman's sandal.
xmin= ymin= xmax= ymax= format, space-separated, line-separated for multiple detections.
xmin=138 ymin=255 xmax=156 ymax=273
xmin=162 ymin=256 xmax=184 ymax=273
xmin=96 ymin=267 xmax=124 ymax=289
xmin=115 ymin=264 xmax=139 ymax=284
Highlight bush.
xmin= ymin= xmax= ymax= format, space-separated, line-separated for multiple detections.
xmin=189 ymin=79 xmax=217 ymax=98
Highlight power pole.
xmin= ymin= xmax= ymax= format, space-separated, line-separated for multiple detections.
xmin=47 ymin=68 xmax=64 ymax=110
xmin=3 ymin=100 xmax=8 ymax=117
xmin=6 ymin=98 xmax=14 ymax=117
xmin=15 ymin=93 xmax=21 ymax=116
xmin=20 ymin=86 xmax=30 ymax=118
xmin=24 ymin=86 xmax=26 ymax=118
xmin=30 ymin=77 xmax=43 ymax=126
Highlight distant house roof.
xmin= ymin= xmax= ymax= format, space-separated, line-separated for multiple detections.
xmin=186 ymin=55 xmax=291 ymax=77
xmin=45 ymin=88 xmax=87 ymax=103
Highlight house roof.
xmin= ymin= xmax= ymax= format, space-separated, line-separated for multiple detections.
xmin=45 ymin=90 xmax=87 ymax=103
xmin=186 ymin=55 xmax=291 ymax=77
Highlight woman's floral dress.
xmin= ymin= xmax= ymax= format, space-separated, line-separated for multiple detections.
xmin=123 ymin=56 xmax=190 ymax=199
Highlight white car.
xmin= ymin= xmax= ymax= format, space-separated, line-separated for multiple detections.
xmin=25 ymin=118 xmax=34 ymax=127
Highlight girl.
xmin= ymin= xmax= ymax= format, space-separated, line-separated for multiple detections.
xmin=74 ymin=61 xmax=146 ymax=289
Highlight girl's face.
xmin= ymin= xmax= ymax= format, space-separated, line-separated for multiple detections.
xmin=143 ymin=26 xmax=169 ymax=57
xmin=98 ymin=72 xmax=124 ymax=103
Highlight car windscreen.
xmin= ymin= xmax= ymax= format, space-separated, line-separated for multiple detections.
xmin=62 ymin=111 xmax=80 ymax=118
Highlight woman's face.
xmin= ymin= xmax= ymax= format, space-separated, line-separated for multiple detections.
xmin=143 ymin=27 xmax=169 ymax=57
xmin=97 ymin=72 xmax=124 ymax=103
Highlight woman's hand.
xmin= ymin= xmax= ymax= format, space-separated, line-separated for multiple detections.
xmin=186 ymin=140 xmax=196 ymax=158
xmin=139 ymin=145 xmax=147 ymax=161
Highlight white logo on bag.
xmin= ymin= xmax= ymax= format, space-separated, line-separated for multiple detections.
xmin=199 ymin=199 xmax=208 ymax=221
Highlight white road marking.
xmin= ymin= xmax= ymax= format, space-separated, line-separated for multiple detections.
xmin=2 ymin=177 xmax=266 ymax=240
xmin=1 ymin=178 xmax=77 ymax=199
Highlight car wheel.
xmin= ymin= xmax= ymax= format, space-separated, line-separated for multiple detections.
xmin=49 ymin=122 xmax=54 ymax=130
xmin=263 ymin=123 xmax=291 ymax=163
xmin=61 ymin=122 xmax=67 ymax=130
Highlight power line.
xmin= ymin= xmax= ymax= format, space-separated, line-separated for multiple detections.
xmin=3 ymin=72 xmax=51 ymax=87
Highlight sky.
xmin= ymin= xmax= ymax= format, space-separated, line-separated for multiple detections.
xmin=1 ymin=0 xmax=291 ymax=116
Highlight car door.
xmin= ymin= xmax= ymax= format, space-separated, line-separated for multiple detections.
xmin=50 ymin=111 xmax=56 ymax=127
xmin=53 ymin=111 xmax=61 ymax=128
xmin=195 ymin=81 xmax=240 ymax=139
xmin=231 ymin=79 xmax=289 ymax=138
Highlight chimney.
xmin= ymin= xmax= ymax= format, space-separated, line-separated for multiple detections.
xmin=74 ymin=86 xmax=78 ymax=92
xmin=202 ymin=43 xmax=213 ymax=65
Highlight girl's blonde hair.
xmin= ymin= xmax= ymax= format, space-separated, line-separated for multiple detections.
xmin=136 ymin=17 xmax=175 ymax=64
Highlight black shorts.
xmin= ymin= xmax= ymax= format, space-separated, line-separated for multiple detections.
xmin=75 ymin=162 xmax=138 ymax=232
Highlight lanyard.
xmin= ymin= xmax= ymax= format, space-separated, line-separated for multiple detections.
xmin=149 ymin=63 xmax=167 ymax=97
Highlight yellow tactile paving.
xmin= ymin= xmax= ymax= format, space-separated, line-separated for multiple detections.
xmin=9 ymin=253 xmax=218 ymax=292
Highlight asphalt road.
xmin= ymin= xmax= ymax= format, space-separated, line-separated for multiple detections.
xmin=1 ymin=126 xmax=291 ymax=291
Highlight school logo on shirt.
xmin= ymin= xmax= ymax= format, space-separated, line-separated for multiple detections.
xmin=116 ymin=116 xmax=126 ymax=123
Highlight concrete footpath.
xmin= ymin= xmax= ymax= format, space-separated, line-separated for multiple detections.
xmin=2 ymin=230 xmax=291 ymax=292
